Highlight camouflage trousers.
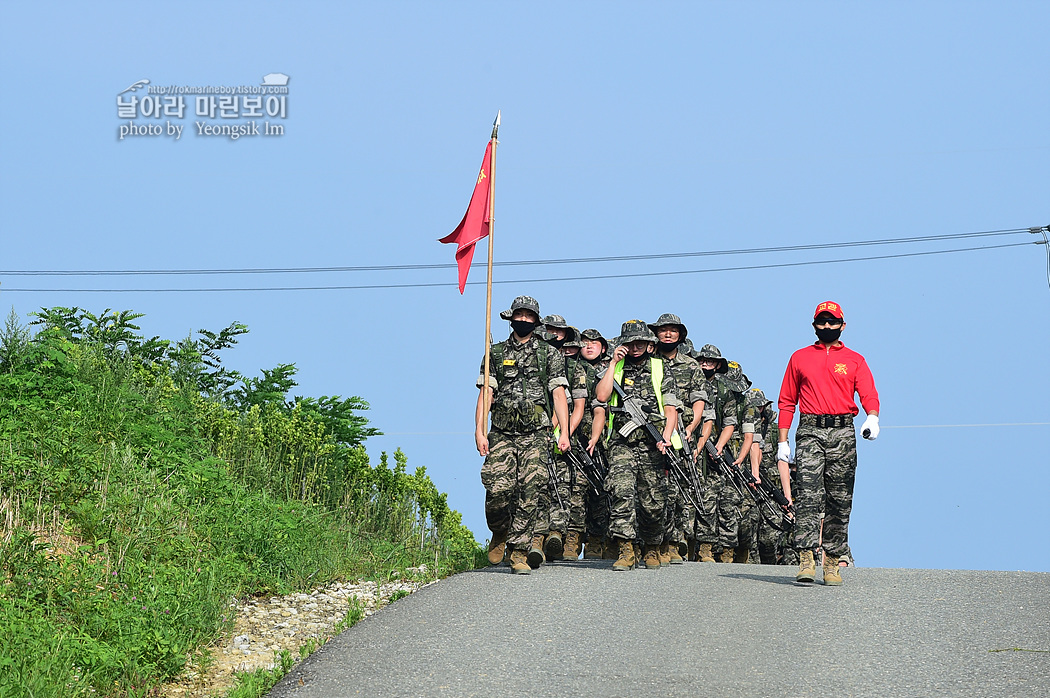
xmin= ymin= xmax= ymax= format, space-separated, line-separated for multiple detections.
xmin=737 ymin=493 xmax=759 ymax=560
xmin=536 ymin=450 xmax=587 ymax=535
xmin=604 ymin=435 xmax=668 ymax=546
xmin=757 ymin=460 xmax=792 ymax=564
xmin=791 ymin=420 xmax=857 ymax=557
xmin=665 ymin=442 xmax=700 ymax=545
xmin=585 ymin=486 xmax=610 ymax=542
xmin=695 ymin=451 xmax=743 ymax=548
xmin=481 ymin=429 xmax=549 ymax=550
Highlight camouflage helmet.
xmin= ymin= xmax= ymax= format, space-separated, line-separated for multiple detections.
xmin=748 ymin=388 xmax=772 ymax=408
xmin=615 ymin=319 xmax=657 ymax=345
xmin=647 ymin=313 xmax=688 ymax=341
xmin=721 ymin=361 xmax=752 ymax=392
xmin=695 ymin=343 xmax=729 ymax=373
xmin=562 ymin=326 xmax=584 ymax=349
xmin=580 ymin=328 xmax=609 ymax=352
xmin=499 ymin=295 xmax=540 ymax=321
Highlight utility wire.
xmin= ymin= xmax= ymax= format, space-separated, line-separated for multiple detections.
xmin=1033 ymin=226 xmax=1050 ymax=291
xmin=882 ymin=422 xmax=1050 ymax=429
xmin=0 ymin=240 xmax=1038 ymax=293
xmin=0 ymin=226 xmax=1033 ymax=277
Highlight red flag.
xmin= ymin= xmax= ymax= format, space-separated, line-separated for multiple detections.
xmin=439 ymin=141 xmax=492 ymax=293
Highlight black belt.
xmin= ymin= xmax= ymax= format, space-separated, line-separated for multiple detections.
xmin=800 ymin=413 xmax=853 ymax=428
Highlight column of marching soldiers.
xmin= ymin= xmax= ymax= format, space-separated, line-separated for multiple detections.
xmin=477 ymin=295 xmax=834 ymax=575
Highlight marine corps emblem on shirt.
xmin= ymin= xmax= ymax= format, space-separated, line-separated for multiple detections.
xmin=834 ymin=363 xmax=848 ymax=375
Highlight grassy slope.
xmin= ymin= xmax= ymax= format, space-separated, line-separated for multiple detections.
xmin=0 ymin=310 xmax=483 ymax=698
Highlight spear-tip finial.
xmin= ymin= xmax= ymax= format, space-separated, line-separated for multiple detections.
xmin=491 ymin=110 xmax=501 ymax=139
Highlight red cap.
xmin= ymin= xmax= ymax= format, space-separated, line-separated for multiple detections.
xmin=813 ymin=301 xmax=844 ymax=319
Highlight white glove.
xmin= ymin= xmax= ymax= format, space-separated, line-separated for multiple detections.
xmin=861 ymin=414 xmax=880 ymax=440
xmin=777 ymin=441 xmax=791 ymax=462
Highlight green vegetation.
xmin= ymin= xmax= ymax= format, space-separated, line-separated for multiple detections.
xmin=0 ymin=307 xmax=483 ymax=698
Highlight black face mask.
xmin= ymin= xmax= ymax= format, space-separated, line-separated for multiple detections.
xmin=624 ymin=352 xmax=647 ymax=365
xmin=815 ymin=327 xmax=842 ymax=344
xmin=702 ymin=368 xmax=716 ymax=379
xmin=511 ymin=320 xmax=538 ymax=337
xmin=548 ymin=336 xmax=566 ymax=348
xmin=657 ymin=341 xmax=679 ymax=354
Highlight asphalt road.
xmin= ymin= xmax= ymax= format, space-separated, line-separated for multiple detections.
xmin=267 ymin=560 xmax=1050 ymax=698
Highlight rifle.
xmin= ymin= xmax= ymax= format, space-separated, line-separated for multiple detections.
xmin=598 ymin=368 xmax=706 ymax=519
xmin=703 ymin=440 xmax=795 ymax=531
xmin=674 ymin=408 xmax=705 ymax=510
xmin=564 ymin=436 xmax=607 ymax=497
xmin=543 ymin=438 xmax=567 ymax=512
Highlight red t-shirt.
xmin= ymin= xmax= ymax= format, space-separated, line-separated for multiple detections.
xmin=777 ymin=342 xmax=880 ymax=430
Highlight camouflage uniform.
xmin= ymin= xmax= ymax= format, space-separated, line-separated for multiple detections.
xmin=791 ymin=416 xmax=857 ymax=557
xmin=750 ymin=391 xmax=792 ymax=565
xmin=604 ymin=327 xmax=681 ymax=547
xmin=648 ymin=315 xmax=707 ymax=553
xmin=580 ymin=329 xmax=612 ymax=546
xmin=479 ymin=300 xmax=569 ymax=553
xmin=536 ymin=342 xmax=592 ymax=540
xmin=722 ymin=363 xmax=758 ymax=561
xmin=695 ymin=345 xmax=741 ymax=551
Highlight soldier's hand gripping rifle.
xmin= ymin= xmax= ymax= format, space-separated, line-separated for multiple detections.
xmin=598 ymin=369 xmax=705 ymax=516
xmin=703 ymin=440 xmax=795 ymax=531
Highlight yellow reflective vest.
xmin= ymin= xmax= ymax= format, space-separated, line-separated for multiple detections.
xmin=606 ymin=357 xmax=683 ymax=449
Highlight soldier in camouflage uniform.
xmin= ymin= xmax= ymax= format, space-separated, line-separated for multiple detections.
xmin=747 ymin=388 xmax=794 ymax=565
xmin=777 ymin=301 xmax=880 ymax=585
xmin=721 ymin=362 xmax=759 ymax=563
xmin=541 ymin=314 xmax=570 ymax=347
xmin=579 ymin=328 xmax=613 ymax=559
xmin=649 ymin=314 xmax=707 ymax=565
xmin=475 ymin=296 xmax=571 ymax=575
xmin=595 ymin=321 xmax=681 ymax=571
xmin=535 ymin=326 xmax=594 ymax=561
xmin=693 ymin=344 xmax=739 ymax=563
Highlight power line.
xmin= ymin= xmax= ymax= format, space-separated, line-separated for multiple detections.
xmin=0 ymin=226 xmax=1035 ymax=277
xmin=883 ymin=422 xmax=1050 ymax=429
xmin=1033 ymin=226 xmax=1050 ymax=291
xmin=0 ymin=240 xmax=1038 ymax=293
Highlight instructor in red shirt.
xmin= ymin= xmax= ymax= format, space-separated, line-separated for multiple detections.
xmin=778 ymin=301 xmax=879 ymax=586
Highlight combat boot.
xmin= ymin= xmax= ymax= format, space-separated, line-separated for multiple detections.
xmin=658 ymin=543 xmax=672 ymax=567
xmin=544 ymin=531 xmax=564 ymax=561
xmin=733 ymin=546 xmax=750 ymax=564
xmin=603 ymin=540 xmax=620 ymax=560
xmin=487 ymin=531 xmax=507 ymax=566
xmin=509 ymin=549 xmax=530 ymax=575
xmin=718 ymin=547 xmax=735 ymax=563
xmin=796 ymin=549 xmax=816 ymax=583
xmin=632 ymin=541 xmax=643 ymax=566
xmin=642 ymin=546 xmax=662 ymax=570
xmin=527 ymin=534 xmax=546 ymax=569
xmin=612 ymin=538 xmax=636 ymax=571
xmin=668 ymin=543 xmax=685 ymax=565
xmin=562 ymin=531 xmax=582 ymax=560
xmin=697 ymin=542 xmax=716 ymax=563
xmin=583 ymin=537 xmax=604 ymax=559
xmin=823 ymin=555 xmax=842 ymax=586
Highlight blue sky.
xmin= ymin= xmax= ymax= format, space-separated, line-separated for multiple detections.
xmin=2 ymin=2 xmax=1047 ymax=572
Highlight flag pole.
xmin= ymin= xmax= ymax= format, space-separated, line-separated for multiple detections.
xmin=481 ymin=110 xmax=500 ymax=437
